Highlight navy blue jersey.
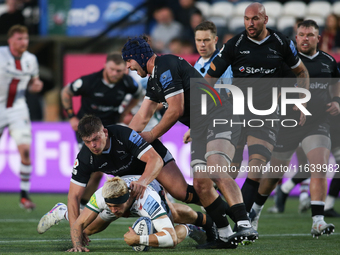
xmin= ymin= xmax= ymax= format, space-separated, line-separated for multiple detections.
xmin=208 ymin=28 xmax=300 ymax=110
xmin=70 ymin=70 xmax=141 ymax=126
xmin=71 ymin=125 xmax=173 ymax=186
xmin=282 ymin=51 xmax=340 ymax=124
xmin=145 ymin=54 xmax=230 ymax=127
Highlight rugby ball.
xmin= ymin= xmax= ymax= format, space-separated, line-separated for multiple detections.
xmin=132 ymin=217 xmax=153 ymax=251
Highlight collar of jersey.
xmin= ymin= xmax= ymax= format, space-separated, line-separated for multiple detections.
xmin=102 ymin=138 xmax=112 ymax=154
xmin=247 ymin=34 xmax=271 ymax=45
xmin=298 ymin=51 xmax=319 ymax=60
xmin=102 ymin=78 xmax=115 ymax=89
xmin=197 ymin=49 xmax=219 ymax=67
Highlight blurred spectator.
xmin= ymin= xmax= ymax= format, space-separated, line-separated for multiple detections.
xmin=181 ymin=39 xmax=195 ymax=55
xmin=22 ymin=0 xmax=39 ymax=35
xmin=176 ymin=0 xmax=201 ymax=29
xmin=0 ymin=0 xmax=25 ymax=35
xmin=150 ymin=6 xmax=183 ymax=53
xmin=319 ymin=14 xmax=340 ymax=54
xmin=222 ymin=33 xmax=235 ymax=44
xmin=168 ymin=38 xmax=183 ymax=55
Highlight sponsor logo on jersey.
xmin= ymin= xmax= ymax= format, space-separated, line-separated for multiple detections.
xmin=72 ymin=79 xmax=83 ymax=92
xmin=73 ymin=159 xmax=79 ymax=168
xmin=321 ymin=62 xmax=331 ymax=73
xmin=235 ymin=34 xmax=244 ymax=47
xmin=244 ymin=67 xmax=276 ymax=74
xmin=240 ymin=50 xmax=250 ymax=54
xmin=273 ymin=33 xmax=283 ymax=45
xmin=309 ymin=82 xmax=328 ymax=89
xmin=94 ymin=92 xmax=104 ymax=97
xmin=239 ymin=66 xmax=245 ymax=72
xmin=72 ymin=168 xmax=77 ymax=175
xmin=89 ymin=194 xmax=99 ymax=209
xmin=267 ymin=47 xmax=280 ymax=58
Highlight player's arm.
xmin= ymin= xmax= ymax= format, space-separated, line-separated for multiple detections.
xmin=327 ymin=81 xmax=340 ymax=115
xmin=120 ymin=97 xmax=140 ymax=123
xmin=129 ymin=98 xmax=159 ymax=132
xmin=140 ymin=93 xmax=184 ymax=143
xmin=130 ymin=147 xmax=164 ymax=199
xmin=61 ymin=84 xmax=79 ymax=131
xmin=124 ymin=215 xmax=177 ymax=248
xmin=67 ymin=182 xmax=85 ymax=232
xmin=67 ymin=207 xmax=98 ymax=252
xmin=291 ymin=61 xmax=310 ymax=126
xmin=28 ymin=76 xmax=43 ymax=93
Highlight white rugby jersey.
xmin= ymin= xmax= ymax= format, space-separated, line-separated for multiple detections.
xmin=0 ymin=46 xmax=39 ymax=109
xmin=86 ymin=176 xmax=170 ymax=221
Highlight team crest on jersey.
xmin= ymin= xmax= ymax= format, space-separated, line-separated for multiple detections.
xmin=73 ymin=159 xmax=79 ymax=168
xmin=72 ymin=79 xmax=83 ymax=92
xmin=321 ymin=62 xmax=331 ymax=73
xmin=239 ymin=66 xmax=245 ymax=72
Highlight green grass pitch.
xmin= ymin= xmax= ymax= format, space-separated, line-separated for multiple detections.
xmin=0 ymin=193 xmax=339 ymax=254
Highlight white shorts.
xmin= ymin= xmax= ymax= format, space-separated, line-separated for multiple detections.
xmin=0 ymin=104 xmax=32 ymax=145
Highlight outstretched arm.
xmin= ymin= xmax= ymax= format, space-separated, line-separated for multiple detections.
xmin=129 ymin=98 xmax=158 ymax=132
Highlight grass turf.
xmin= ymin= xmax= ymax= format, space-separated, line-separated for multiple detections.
xmin=0 ymin=193 xmax=339 ymax=254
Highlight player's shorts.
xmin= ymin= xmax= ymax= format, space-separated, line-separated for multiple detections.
xmin=237 ymin=112 xmax=280 ymax=146
xmin=0 ymin=105 xmax=32 ymax=145
xmin=329 ymin=115 xmax=340 ymax=149
xmin=274 ymin=121 xmax=330 ymax=153
xmin=191 ymin=105 xmax=241 ymax=163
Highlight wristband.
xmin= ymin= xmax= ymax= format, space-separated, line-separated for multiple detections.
xmin=66 ymin=108 xmax=75 ymax=118
xmin=140 ymin=235 xmax=149 ymax=246
xmin=331 ymin=96 xmax=340 ymax=105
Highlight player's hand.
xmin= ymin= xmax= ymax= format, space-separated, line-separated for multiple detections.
xmin=130 ymin=181 xmax=147 ymax=199
xmin=183 ymin=129 xmax=191 ymax=144
xmin=124 ymin=227 xmax=139 ymax=246
xmin=70 ymin=116 xmax=80 ymax=132
xmin=28 ymin=78 xmax=43 ymax=93
xmin=66 ymin=246 xmax=90 ymax=252
xmin=82 ymin=232 xmax=90 ymax=246
xmin=293 ymin=103 xmax=306 ymax=126
xmin=139 ymin=131 xmax=155 ymax=143
xmin=326 ymin=101 xmax=340 ymax=116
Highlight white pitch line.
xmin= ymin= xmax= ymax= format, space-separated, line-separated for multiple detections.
xmin=0 ymin=233 xmax=339 ymax=244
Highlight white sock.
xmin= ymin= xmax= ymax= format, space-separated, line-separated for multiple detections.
xmin=299 ymin=192 xmax=309 ymax=202
xmin=252 ymin=203 xmax=264 ymax=216
xmin=281 ymin=179 xmax=295 ymax=194
xmin=218 ymin=225 xmax=234 ymax=241
xmin=20 ymin=164 xmax=32 ymax=191
xmin=324 ymin=196 xmax=336 ymax=211
xmin=237 ymin=220 xmax=251 ymax=228
xmin=57 ymin=206 xmax=68 ymax=221
xmin=312 ymin=215 xmax=324 ymax=224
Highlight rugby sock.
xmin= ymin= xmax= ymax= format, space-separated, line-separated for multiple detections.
xmin=204 ymin=196 xmax=231 ymax=240
xmin=324 ymin=196 xmax=336 ymax=211
xmin=281 ymin=179 xmax=295 ymax=194
xmin=311 ymin=201 xmax=325 ymax=218
xmin=230 ymin=203 xmax=251 ymax=228
xmin=299 ymin=191 xmax=309 ymax=203
xmin=241 ymin=178 xmax=260 ymax=212
xmin=57 ymin=207 xmax=68 ymax=221
xmin=195 ymin=212 xmax=217 ymax=241
xmin=328 ymin=171 xmax=340 ymax=197
xmin=253 ymin=193 xmax=269 ymax=216
xmin=20 ymin=163 xmax=32 ymax=198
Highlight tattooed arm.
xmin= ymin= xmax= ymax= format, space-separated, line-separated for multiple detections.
xmin=66 ymin=207 xmax=98 ymax=252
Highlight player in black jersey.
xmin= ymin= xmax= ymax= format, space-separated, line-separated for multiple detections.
xmin=250 ymin=20 xmax=339 ymax=237
xmin=61 ymin=53 xmax=143 ymax=209
xmin=67 ymin=115 xmax=213 ymax=242
xmin=122 ymin=36 xmax=258 ymax=249
xmin=205 ymin=2 xmax=310 ymax=215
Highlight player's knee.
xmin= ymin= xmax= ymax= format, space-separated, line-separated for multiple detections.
xmin=193 ymin=179 xmax=212 ymax=196
xmin=156 ymin=229 xmax=176 ymax=248
xmin=248 ymin=144 xmax=272 ymax=164
xmin=205 ymin=150 xmax=232 ymax=166
xmin=184 ymin=185 xmax=200 ymax=204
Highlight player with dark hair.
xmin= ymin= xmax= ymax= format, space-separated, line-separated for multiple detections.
xmin=205 ymin=2 xmax=309 ymax=216
xmin=37 ymin=115 xmax=217 ymax=245
xmin=122 ymin=35 xmax=258 ymax=249
xmin=250 ymin=19 xmax=339 ymax=237
xmin=0 ymin=25 xmax=43 ymax=210
xmin=61 ymin=52 xmax=143 ymax=209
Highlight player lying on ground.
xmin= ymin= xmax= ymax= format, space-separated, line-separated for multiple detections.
xmin=37 ymin=176 xmax=215 ymax=252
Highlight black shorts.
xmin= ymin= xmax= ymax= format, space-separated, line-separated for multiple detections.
xmin=274 ymin=121 xmax=330 ymax=153
xmin=330 ymin=115 xmax=340 ymax=149
xmin=236 ymin=112 xmax=280 ymax=146
xmin=191 ymin=106 xmax=240 ymax=163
